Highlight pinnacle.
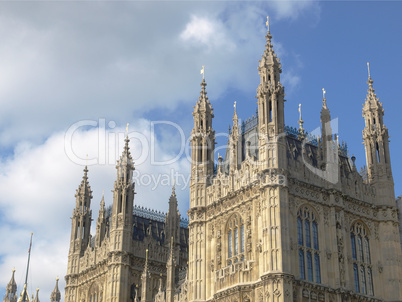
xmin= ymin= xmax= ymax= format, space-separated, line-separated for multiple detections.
xmin=83 ymin=166 xmax=88 ymax=180
xmin=199 ymin=78 xmax=208 ymax=102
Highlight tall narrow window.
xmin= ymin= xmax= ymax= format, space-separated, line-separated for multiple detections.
xmin=307 ymin=252 xmax=313 ymax=281
xmin=313 ymin=221 xmax=319 ymax=250
xmin=360 ymin=266 xmax=367 ymax=294
xmin=314 ymin=254 xmax=321 ymax=283
xmin=297 ymin=206 xmax=320 ymax=283
xmin=240 ymin=225 xmax=244 ymax=253
xmin=305 ymin=220 xmax=311 ymax=248
xmin=299 ymin=249 xmax=305 ymax=279
xmin=297 ymin=217 xmax=303 ymax=245
xmin=234 ymin=228 xmax=239 ymax=255
xmin=351 ymin=233 xmax=357 ymax=260
xmin=350 ymin=222 xmax=373 ymax=296
xmin=227 ymin=214 xmax=245 ymax=264
xmin=353 ymin=264 xmax=360 ymax=293
xmin=367 ymin=268 xmax=374 ymax=295
xmin=228 ymin=230 xmax=232 ymax=258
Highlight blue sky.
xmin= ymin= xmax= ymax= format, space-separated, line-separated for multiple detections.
xmin=1 ymin=1 xmax=402 ymax=301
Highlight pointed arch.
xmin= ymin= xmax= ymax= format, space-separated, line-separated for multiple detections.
xmin=225 ymin=212 xmax=246 ymax=265
xmin=350 ymin=220 xmax=373 ymax=295
xmin=297 ymin=204 xmax=321 ymax=283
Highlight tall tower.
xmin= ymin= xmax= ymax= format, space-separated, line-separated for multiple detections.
xmin=109 ymin=136 xmax=135 ymax=302
xmin=50 ymin=278 xmax=61 ymax=302
xmin=3 ymin=269 xmax=17 ymax=302
xmin=256 ymin=19 xmax=286 ymax=170
xmin=188 ymin=77 xmax=215 ymax=301
xmin=362 ymin=65 xmax=394 ymax=206
xmin=67 ymin=166 xmax=93 ymax=275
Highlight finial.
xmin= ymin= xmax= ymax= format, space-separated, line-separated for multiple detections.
xmin=56 ymin=276 xmax=59 ymax=282
xmin=234 ymin=101 xmax=236 ymax=111
xmin=322 ymin=88 xmax=326 ymax=99
xmin=200 ymin=65 xmax=205 ymax=80
xmin=266 ymin=16 xmax=270 ymax=32
xmin=126 ymin=123 xmax=129 ymax=137
xmin=102 ymin=189 xmax=104 ymax=197
xmin=12 ymin=267 xmax=16 ymax=273
xmin=322 ymin=88 xmax=327 ymax=108
xmin=298 ymin=104 xmax=305 ymax=138
xmin=298 ymin=104 xmax=302 ymax=121
xmin=367 ymin=62 xmax=371 ymax=79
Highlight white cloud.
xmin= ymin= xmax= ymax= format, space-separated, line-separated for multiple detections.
xmin=268 ymin=0 xmax=318 ymax=20
xmin=180 ymin=15 xmax=236 ymax=51
xmin=0 ymin=119 xmax=190 ymax=302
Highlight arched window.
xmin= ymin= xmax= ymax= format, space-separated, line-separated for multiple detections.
xmin=297 ymin=206 xmax=321 ymax=283
xmin=227 ymin=213 xmax=245 ymax=265
xmin=350 ymin=222 xmax=373 ymax=295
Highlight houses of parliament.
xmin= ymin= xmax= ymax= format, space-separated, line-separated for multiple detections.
xmin=4 ymin=20 xmax=402 ymax=302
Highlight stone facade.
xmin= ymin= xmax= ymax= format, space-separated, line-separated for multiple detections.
xmin=3 ymin=271 xmax=61 ymax=302
xmin=185 ymin=25 xmax=402 ymax=302
xmin=64 ymin=137 xmax=188 ymax=302
xmin=62 ymin=22 xmax=402 ymax=302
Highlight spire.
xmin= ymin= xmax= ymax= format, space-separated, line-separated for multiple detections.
xmin=320 ymin=89 xmax=334 ymax=170
xmin=322 ymin=88 xmax=327 ymax=109
xmin=17 ymin=285 xmax=29 ymax=302
xmin=362 ymin=62 xmax=393 ymax=195
xmin=165 ymin=183 xmax=180 ymax=247
xmin=50 ymin=278 xmax=60 ymax=302
xmin=32 ymin=289 xmax=39 ymax=302
xmin=364 ymin=62 xmax=380 ymax=108
xmin=100 ymin=190 xmax=105 ymax=209
xmin=264 ymin=16 xmax=276 ymax=61
xmin=257 ymin=16 xmax=286 ymax=170
xmin=298 ymin=104 xmax=305 ymax=138
xmin=4 ymin=269 xmax=18 ymax=302
xmin=76 ymin=166 xmax=92 ymax=207
xmin=70 ymin=166 xmax=93 ymax=257
xmin=116 ymin=136 xmax=134 ymax=184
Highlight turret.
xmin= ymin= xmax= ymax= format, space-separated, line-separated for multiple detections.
xmin=190 ymin=75 xmax=215 ymax=208
xmin=256 ymin=17 xmax=286 ymax=170
xmin=70 ymin=166 xmax=92 ymax=255
xmin=3 ymin=269 xmax=17 ymax=302
xmin=362 ymin=63 xmax=394 ymax=205
xmin=110 ymin=135 xmax=135 ymax=250
xmin=50 ymin=279 xmax=60 ymax=302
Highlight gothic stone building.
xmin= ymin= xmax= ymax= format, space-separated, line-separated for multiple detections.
xmin=64 ymin=138 xmax=189 ymax=302
xmin=63 ymin=23 xmax=402 ymax=302
xmin=185 ymin=26 xmax=402 ymax=302
xmin=3 ymin=270 xmax=61 ymax=302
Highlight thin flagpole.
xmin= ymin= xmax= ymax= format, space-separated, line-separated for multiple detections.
xmin=22 ymin=233 xmax=33 ymax=302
